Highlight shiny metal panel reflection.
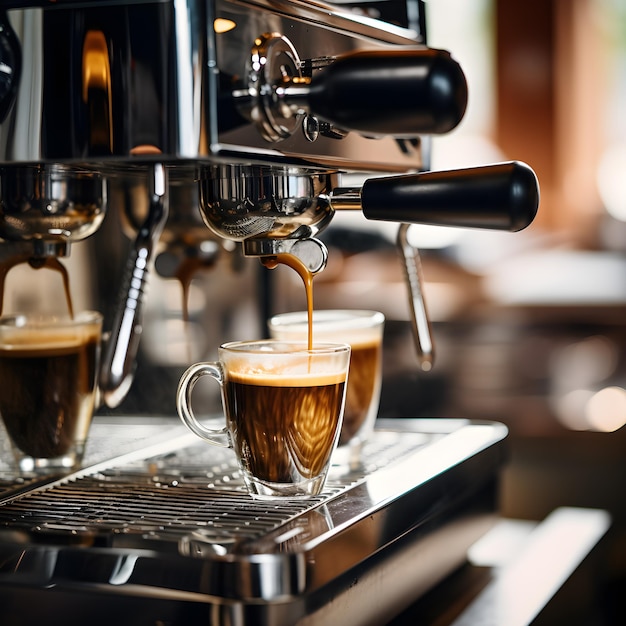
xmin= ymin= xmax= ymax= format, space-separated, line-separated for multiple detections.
xmin=0 ymin=418 xmax=506 ymax=624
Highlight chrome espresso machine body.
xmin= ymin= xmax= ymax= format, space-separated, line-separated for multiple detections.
xmin=0 ymin=1 xmax=539 ymax=624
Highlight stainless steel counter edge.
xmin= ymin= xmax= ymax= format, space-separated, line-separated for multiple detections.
xmin=0 ymin=419 xmax=507 ymax=606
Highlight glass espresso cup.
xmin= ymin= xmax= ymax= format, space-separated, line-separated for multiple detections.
xmin=0 ymin=311 xmax=102 ymax=476
xmin=176 ymin=340 xmax=351 ymax=499
xmin=269 ymin=310 xmax=384 ymax=469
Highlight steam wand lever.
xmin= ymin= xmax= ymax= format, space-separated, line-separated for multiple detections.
xmin=397 ymin=225 xmax=434 ymax=372
xmin=99 ymin=163 xmax=169 ymax=408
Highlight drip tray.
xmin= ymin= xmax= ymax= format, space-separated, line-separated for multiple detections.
xmin=0 ymin=417 xmax=507 ymax=626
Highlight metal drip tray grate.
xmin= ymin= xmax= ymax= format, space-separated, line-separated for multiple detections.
xmin=0 ymin=417 xmax=508 ymax=625
xmin=0 ymin=428 xmax=429 ymax=543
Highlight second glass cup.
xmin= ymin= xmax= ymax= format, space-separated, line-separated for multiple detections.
xmin=268 ymin=309 xmax=385 ymax=469
xmin=177 ymin=340 xmax=351 ymax=499
xmin=0 ymin=311 xmax=103 ymax=476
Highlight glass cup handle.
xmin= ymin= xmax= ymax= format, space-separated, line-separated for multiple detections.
xmin=176 ymin=362 xmax=231 ymax=448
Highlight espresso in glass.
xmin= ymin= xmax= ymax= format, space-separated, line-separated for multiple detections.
xmin=338 ymin=337 xmax=382 ymax=443
xmin=227 ymin=370 xmax=346 ymax=484
xmin=0 ymin=312 xmax=102 ymax=475
xmin=177 ymin=340 xmax=351 ymax=498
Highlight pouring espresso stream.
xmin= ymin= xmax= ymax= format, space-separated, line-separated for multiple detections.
xmin=262 ymin=253 xmax=315 ymax=350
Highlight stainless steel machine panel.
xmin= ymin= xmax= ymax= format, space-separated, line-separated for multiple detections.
xmin=1 ymin=0 xmax=427 ymax=172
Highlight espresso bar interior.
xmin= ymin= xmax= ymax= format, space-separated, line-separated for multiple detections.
xmin=0 ymin=0 xmax=623 ymax=624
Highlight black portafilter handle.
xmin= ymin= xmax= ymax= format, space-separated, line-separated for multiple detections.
xmin=305 ymin=48 xmax=468 ymax=136
xmin=360 ymin=161 xmax=540 ymax=232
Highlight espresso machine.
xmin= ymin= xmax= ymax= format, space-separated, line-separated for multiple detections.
xmin=0 ymin=1 xmax=539 ymax=624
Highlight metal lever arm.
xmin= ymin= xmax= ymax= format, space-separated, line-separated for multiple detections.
xmin=397 ymin=224 xmax=434 ymax=372
xmin=99 ymin=164 xmax=169 ymax=408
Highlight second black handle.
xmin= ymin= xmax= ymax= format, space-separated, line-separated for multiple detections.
xmin=306 ymin=48 xmax=468 ymax=137
xmin=361 ymin=161 xmax=540 ymax=232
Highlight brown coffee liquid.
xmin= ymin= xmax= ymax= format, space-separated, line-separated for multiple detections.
xmin=263 ymin=254 xmax=314 ymax=350
xmin=0 ymin=254 xmax=74 ymax=318
xmin=340 ymin=341 xmax=381 ymax=444
xmin=0 ymin=336 xmax=99 ymax=458
xmin=177 ymin=257 xmax=198 ymax=325
xmin=226 ymin=373 xmax=345 ymax=483
xmin=176 ymin=255 xmax=220 ymax=324
xmin=176 ymin=256 xmax=205 ymax=364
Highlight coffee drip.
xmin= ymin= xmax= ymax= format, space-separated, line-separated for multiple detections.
xmin=0 ymin=162 xmax=105 ymax=321
xmin=263 ymin=254 xmax=315 ymax=350
xmin=175 ymin=256 xmax=219 ymax=325
xmin=0 ymin=254 xmax=74 ymax=318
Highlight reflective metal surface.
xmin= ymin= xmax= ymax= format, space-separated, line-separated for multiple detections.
xmin=199 ymin=165 xmax=337 ymax=241
xmin=0 ymin=0 xmax=436 ymax=400
xmin=0 ymin=164 xmax=105 ymax=256
xmin=0 ymin=0 xmax=424 ymax=171
xmin=0 ymin=418 xmax=506 ymax=624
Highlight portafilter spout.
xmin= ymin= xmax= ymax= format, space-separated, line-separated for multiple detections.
xmin=199 ymin=165 xmax=337 ymax=275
